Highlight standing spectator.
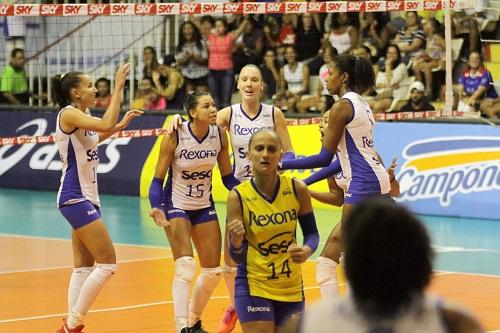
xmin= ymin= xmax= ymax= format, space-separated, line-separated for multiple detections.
xmin=276 ymin=45 xmax=310 ymax=113
xmin=299 ymin=198 xmax=484 ymax=333
xmin=400 ymin=81 xmax=436 ymax=112
xmin=206 ymin=17 xmax=247 ymax=109
xmin=95 ymin=77 xmax=111 ymax=109
xmin=456 ymin=51 xmax=498 ymax=112
xmin=0 ymin=48 xmax=28 ymax=104
xmin=199 ymin=15 xmax=215 ymax=42
xmin=326 ymin=13 xmax=358 ymax=55
xmin=233 ymin=17 xmax=264 ymax=73
xmin=175 ymin=21 xmax=209 ymax=94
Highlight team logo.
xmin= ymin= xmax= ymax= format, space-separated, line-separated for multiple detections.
xmin=396 ymin=137 xmax=500 ymax=206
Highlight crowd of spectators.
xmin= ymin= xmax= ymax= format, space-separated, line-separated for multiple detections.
xmin=1 ymin=9 xmax=498 ymax=118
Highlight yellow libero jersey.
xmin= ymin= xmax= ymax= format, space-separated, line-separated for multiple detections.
xmin=235 ymin=175 xmax=303 ymax=302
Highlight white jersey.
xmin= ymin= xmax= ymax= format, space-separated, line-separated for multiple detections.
xmin=56 ymin=106 xmax=100 ymax=207
xmin=339 ymin=92 xmax=390 ymax=195
xmin=301 ymin=294 xmax=452 ymax=333
xmin=165 ymin=122 xmax=221 ymax=210
xmin=228 ymin=103 xmax=275 ymax=181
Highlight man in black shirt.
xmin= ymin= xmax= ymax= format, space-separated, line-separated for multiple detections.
xmin=400 ymin=81 xmax=435 ymax=112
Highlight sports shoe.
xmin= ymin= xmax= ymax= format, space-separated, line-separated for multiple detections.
xmin=55 ymin=318 xmax=85 ymax=333
xmin=189 ymin=320 xmax=208 ymax=333
xmin=217 ymin=305 xmax=237 ymax=333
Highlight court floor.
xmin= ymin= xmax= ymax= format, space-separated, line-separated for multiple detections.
xmin=1 ymin=188 xmax=499 ymax=332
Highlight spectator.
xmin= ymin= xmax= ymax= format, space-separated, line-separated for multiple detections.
xmin=299 ymin=198 xmax=484 ymax=333
xmin=199 ymin=15 xmax=215 ymax=42
xmin=325 ymin=13 xmax=358 ymax=55
xmin=392 ymin=11 xmax=426 ymax=64
xmin=370 ymin=45 xmax=409 ymax=113
xmin=481 ymin=97 xmax=500 ymax=118
xmin=0 ymin=48 xmax=29 ymax=104
xmin=400 ymin=81 xmax=436 ymax=112
xmin=456 ymin=51 xmax=498 ymax=112
xmin=351 ymin=45 xmax=378 ymax=97
xmin=233 ymin=17 xmax=264 ymax=73
xmin=131 ymin=77 xmax=154 ymax=110
xmin=358 ymin=12 xmax=392 ymax=59
xmin=413 ymin=18 xmax=445 ymax=99
xmin=205 ymin=17 xmax=248 ymax=109
xmin=295 ymin=13 xmax=323 ymax=64
xmin=297 ymin=44 xmax=337 ymax=114
xmin=175 ymin=21 xmax=209 ymax=93
xmin=95 ymin=77 xmax=111 ymax=108
xmin=259 ymin=48 xmax=280 ymax=103
xmin=276 ymin=45 xmax=310 ymax=113
xmin=144 ymin=90 xmax=166 ymax=111
xmin=143 ymin=46 xmax=160 ymax=80
xmin=153 ymin=57 xmax=185 ymax=111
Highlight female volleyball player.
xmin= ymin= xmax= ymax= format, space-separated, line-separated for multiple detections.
xmin=53 ymin=63 xmax=142 ymax=333
xmin=148 ymin=92 xmax=239 ymax=333
xmin=226 ymin=128 xmax=319 ymax=333
xmin=168 ymin=64 xmax=295 ymax=333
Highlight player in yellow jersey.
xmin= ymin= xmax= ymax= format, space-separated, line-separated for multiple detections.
xmin=226 ymin=128 xmax=319 ymax=333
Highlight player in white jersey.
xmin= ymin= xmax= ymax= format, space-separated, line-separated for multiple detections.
xmin=54 ymin=64 xmax=142 ymax=333
xmin=149 ymin=92 xmax=239 ymax=333
xmin=299 ymin=198 xmax=483 ymax=333
xmin=167 ymin=65 xmax=294 ymax=333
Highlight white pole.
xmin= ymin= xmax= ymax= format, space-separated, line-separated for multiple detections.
xmin=444 ymin=0 xmax=453 ymax=117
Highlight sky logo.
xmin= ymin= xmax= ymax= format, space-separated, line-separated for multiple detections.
xmin=397 ymin=137 xmax=500 ymax=206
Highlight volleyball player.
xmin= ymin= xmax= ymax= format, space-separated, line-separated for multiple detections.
xmin=53 ymin=64 xmax=143 ymax=333
xmin=227 ymin=128 xmax=319 ymax=333
xmin=168 ymin=64 xmax=295 ymax=333
xmin=149 ymin=92 xmax=239 ymax=333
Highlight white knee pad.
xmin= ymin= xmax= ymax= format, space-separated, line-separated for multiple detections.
xmin=316 ymin=256 xmax=337 ymax=286
xmin=223 ymin=264 xmax=237 ymax=275
xmin=200 ymin=266 xmax=223 ymax=286
xmin=92 ymin=263 xmax=118 ymax=285
xmin=174 ymin=256 xmax=196 ymax=284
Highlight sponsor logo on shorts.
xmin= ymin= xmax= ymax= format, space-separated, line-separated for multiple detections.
xmin=247 ymin=306 xmax=271 ymax=313
xmin=87 ymin=209 xmax=97 ymax=215
xmin=168 ymin=208 xmax=186 ymax=214
xmin=209 ymin=209 xmax=216 ymax=215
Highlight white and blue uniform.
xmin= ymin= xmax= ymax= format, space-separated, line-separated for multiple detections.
xmin=56 ymin=106 xmax=101 ymax=229
xmin=228 ymin=103 xmax=275 ymax=181
xmin=301 ymin=294 xmax=453 ymax=333
xmin=162 ymin=122 xmax=221 ymax=224
xmin=339 ymin=92 xmax=390 ymax=203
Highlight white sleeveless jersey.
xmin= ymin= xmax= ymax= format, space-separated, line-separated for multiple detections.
xmin=56 ymin=106 xmax=100 ymax=207
xmin=228 ymin=103 xmax=275 ymax=181
xmin=339 ymin=92 xmax=390 ymax=195
xmin=301 ymin=295 xmax=452 ymax=333
xmin=283 ymin=62 xmax=304 ymax=94
xmin=165 ymin=122 xmax=221 ymax=210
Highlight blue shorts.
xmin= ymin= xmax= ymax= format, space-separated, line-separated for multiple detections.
xmin=234 ymin=294 xmax=304 ymax=327
xmin=59 ymin=200 xmax=101 ymax=229
xmin=164 ymin=204 xmax=218 ymax=225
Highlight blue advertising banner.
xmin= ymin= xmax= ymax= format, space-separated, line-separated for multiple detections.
xmin=0 ymin=109 xmax=166 ymax=196
xmin=375 ymin=122 xmax=500 ymax=220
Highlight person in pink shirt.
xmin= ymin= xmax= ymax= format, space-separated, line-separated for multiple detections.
xmin=207 ymin=17 xmax=248 ymax=109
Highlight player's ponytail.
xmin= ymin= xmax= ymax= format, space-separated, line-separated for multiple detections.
xmin=52 ymin=71 xmax=84 ymax=107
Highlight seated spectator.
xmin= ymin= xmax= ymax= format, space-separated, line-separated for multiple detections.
xmin=298 ymin=198 xmax=484 ymax=333
xmin=352 ymin=45 xmax=379 ymax=97
xmin=392 ymin=11 xmax=426 ymax=64
xmin=175 ymin=21 xmax=209 ymax=93
xmin=400 ymin=81 xmax=436 ymax=112
xmin=131 ymin=77 xmax=154 ymax=110
xmin=413 ymin=18 xmax=445 ymax=99
xmin=259 ymin=49 xmax=280 ymax=103
xmin=95 ymin=77 xmax=111 ymax=108
xmin=297 ymin=44 xmax=337 ymax=114
xmin=144 ymin=90 xmax=166 ymax=111
xmin=481 ymin=97 xmax=500 ymax=118
xmin=0 ymin=48 xmax=29 ymax=104
xmin=143 ymin=46 xmax=162 ymax=82
xmin=456 ymin=51 xmax=498 ymax=112
xmin=275 ymin=45 xmax=310 ymax=113
xmin=325 ymin=13 xmax=358 ymax=55
xmin=370 ymin=45 xmax=409 ymax=113
xmin=153 ymin=56 xmax=186 ymax=110
xmin=358 ymin=12 xmax=392 ymax=60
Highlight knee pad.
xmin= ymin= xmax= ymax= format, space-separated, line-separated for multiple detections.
xmin=174 ymin=256 xmax=196 ymax=284
xmin=200 ymin=267 xmax=223 ymax=287
xmin=223 ymin=264 xmax=237 ymax=275
xmin=316 ymin=256 xmax=337 ymax=286
xmin=93 ymin=263 xmax=118 ymax=285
